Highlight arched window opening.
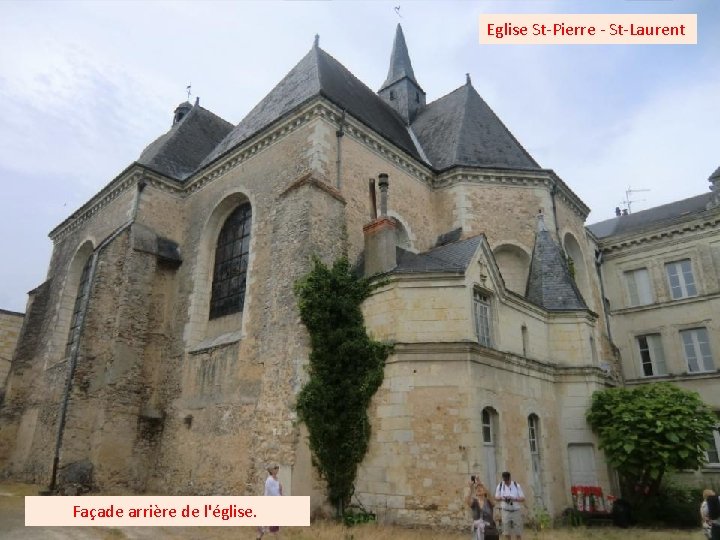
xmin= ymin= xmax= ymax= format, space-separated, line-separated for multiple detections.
xmin=563 ymin=232 xmax=589 ymax=306
xmin=493 ymin=244 xmax=530 ymax=295
xmin=209 ymin=202 xmax=252 ymax=319
xmin=65 ymin=256 xmax=93 ymax=358
xmin=528 ymin=414 xmax=543 ymax=503
xmin=482 ymin=407 xmax=499 ymax=488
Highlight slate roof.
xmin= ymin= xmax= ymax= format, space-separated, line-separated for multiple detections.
xmin=199 ymin=44 xmax=423 ymax=169
xmin=379 ymin=24 xmax=421 ymax=91
xmin=411 ymin=83 xmax=540 ymax=171
xmin=137 ymin=103 xmax=233 ymax=181
xmin=588 ymin=192 xmax=713 ymax=239
xmin=392 ymin=235 xmax=483 ymax=274
xmin=526 ymin=219 xmax=587 ymax=311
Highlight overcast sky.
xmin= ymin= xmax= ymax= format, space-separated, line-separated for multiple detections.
xmin=1 ymin=1 xmax=718 ymax=313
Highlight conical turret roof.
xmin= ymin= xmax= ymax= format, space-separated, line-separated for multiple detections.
xmin=526 ymin=214 xmax=587 ymax=310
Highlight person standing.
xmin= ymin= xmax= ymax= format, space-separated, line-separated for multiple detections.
xmin=466 ymin=478 xmax=496 ymax=540
xmin=494 ymin=471 xmax=525 ymax=540
xmin=257 ymin=464 xmax=282 ymax=540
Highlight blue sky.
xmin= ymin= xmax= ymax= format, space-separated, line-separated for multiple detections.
xmin=0 ymin=0 xmax=718 ymax=312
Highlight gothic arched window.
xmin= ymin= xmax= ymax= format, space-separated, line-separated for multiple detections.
xmin=209 ymin=202 xmax=252 ymax=319
xmin=65 ymin=256 xmax=93 ymax=358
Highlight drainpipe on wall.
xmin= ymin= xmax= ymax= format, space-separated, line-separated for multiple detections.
xmin=594 ymin=248 xmax=614 ymax=346
xmin=48 ymin=178 xmax=146 ymax=493
xmin=335 ymin=110 xmax=345 ymax=190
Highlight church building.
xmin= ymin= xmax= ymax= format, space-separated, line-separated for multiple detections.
xmin=1 ymin=25 xmax=630 ymax=525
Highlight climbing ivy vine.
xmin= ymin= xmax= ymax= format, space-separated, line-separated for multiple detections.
xmin=294 ymin=257 xmax=390 ymax=516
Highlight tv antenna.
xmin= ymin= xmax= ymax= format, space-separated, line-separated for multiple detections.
xmin=619 ymin=186 xmax=650 ymax=214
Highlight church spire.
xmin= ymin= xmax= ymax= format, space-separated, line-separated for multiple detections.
xmin=381 ymin=24 xmax=417 ymax=89
xmin=378 ymin=24 xmax=426 ymax=124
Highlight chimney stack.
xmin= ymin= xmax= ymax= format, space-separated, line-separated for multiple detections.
xmin=363 ymin=173 xmax=397 ymax=276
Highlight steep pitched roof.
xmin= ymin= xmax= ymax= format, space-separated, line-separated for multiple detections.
xmin=411 ymin=83 xmax=540 ymax=171
xmin=526 ymin=217 xmax=587 ymax=311
xmin=393 ymin=235 xmax=483 ymax=273
xmin=137 ymin=103 xmax=233 ymax=181
xmin=379 ymin=24 xmax=420 ymax=91
xmin=588 ymin=192 xmax=713 ymax=239
xmin=200 ymin=44 xmax=423 ymax=169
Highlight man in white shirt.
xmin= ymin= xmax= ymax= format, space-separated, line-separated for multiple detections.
xmin=495 ymin=471 xmax=525 ymax=540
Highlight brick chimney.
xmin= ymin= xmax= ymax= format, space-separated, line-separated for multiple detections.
xmin=363 ymin=173 xmax=397 ymax=276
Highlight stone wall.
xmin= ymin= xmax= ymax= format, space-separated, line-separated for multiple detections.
xmin=0 ymin=309 xmax=24 ymax=395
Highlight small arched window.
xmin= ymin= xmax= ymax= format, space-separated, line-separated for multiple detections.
xmin=209 ymin=202 xmax=252 ymax=319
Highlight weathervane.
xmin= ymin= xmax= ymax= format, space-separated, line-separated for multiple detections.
xmin=186 ymin=84 xmax=192 ymax=101
xmin=394 ymin=5 xmax=402 ymax=18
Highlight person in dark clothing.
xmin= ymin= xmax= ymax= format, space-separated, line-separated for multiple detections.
xmin=467 ymin=478 xmax=497 ymax=540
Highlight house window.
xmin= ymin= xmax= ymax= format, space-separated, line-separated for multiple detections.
xmin=637 ymin=334 xmax=667 ymax=377
xmin=624 ymin=267 xmax=653 ymax=306
xmin=482 ymin=407 xmax=499 ymax=488
xmin=473 ymin=290 xmax=492 ymax=347
xmin=209 ymin=203 xmax=252 ymax=319
xmin=681 ymin=328 xmax=714 ymax=373
xmin=706 ymin=414 xmax=720 ymax=465
xmin=65 ymin=256 xmax=93 ymax=358
xmin=665 ymin=259 xmax=697 ymax=299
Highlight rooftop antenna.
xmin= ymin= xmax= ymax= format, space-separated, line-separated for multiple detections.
xmin=619 ymin=186 xmax=650 ymax=214
xmin=394 ymin=5 xmax=402 ymax=18
xmin=186 ymin=84 xmax=192 ymax=101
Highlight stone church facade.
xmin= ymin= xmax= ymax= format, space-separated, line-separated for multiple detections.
xmin=1 ymin=25 xmax=691 ymax=525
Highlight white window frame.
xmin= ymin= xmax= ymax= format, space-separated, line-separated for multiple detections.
xmin=680 ymin=327 xmax=714 ymax=373
xmin=665 ymin=259 xmax=697 ymax=300
xmin=624 ymin=267 xmax=653 ymax=306
xmin=636 ymin=333 xmax=667 ymax=377
xmin=473 ymin=289 xmax=493 ymax=348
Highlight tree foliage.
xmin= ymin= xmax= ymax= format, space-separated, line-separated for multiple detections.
xmin=587 ymin=383 xmax=715 ymax=500
xmin=294 ymin=257 xmax=390 ymax=515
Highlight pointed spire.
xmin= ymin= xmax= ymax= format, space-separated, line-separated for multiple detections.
xmin=466 ymin=73 xmax=472 ymax=86
xmin=381 ymin=24 xmax=417 ymax=89
xmin=314 ymin=34 xmax=320 ymax=49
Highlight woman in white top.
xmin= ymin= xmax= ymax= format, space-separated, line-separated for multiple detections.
xmin=257 ymin=464 xmax=282 ymax=539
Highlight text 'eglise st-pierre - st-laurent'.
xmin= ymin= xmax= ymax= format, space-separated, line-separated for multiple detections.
xmin=486 ymin=22 xmax=687 ymax=39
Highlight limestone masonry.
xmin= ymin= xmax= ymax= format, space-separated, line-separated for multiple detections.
xmin=1 ymin=24 xmax=718 ymax=527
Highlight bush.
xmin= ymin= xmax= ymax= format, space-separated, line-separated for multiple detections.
xmin=630 ymin=483 xmax=703 ymax=528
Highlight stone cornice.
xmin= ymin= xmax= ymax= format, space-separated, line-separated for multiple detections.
xmin=185 ymin=97 xmax=435 ymax=196
xmin=390 ymin=341 xmax=612 ymax=385
xmin=49 ymin=165 xmax=183 ymax=243
xmin=433 ymin=168 xmax=590 ymax=219
xmin=610 ymin=290 xmax=720 ymax=316
xmin=596 ymin=211 xmax=720 ymax=256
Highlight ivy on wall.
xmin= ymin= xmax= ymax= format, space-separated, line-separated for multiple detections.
xmin=294 ymin=257 xmax=390 ymax=515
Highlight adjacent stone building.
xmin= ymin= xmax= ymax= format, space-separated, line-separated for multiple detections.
xmin=588 ymin=167 xmax=720 ymax=486
xmin=0 ymin=309 xmax=24 ymax=401
xmin=5 ymin=24 xmax=714 ymax=526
